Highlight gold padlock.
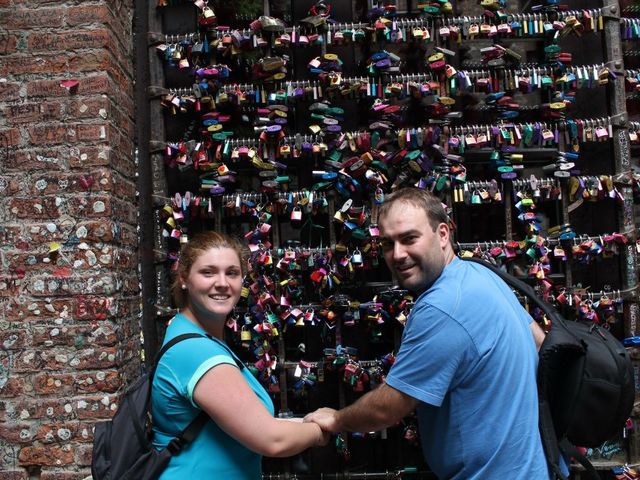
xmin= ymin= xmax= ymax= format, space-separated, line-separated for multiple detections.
xmin=202 ymin=6 xmax=215 ymax=19
xmin=240 ymin=327 xmax=251 ymax=341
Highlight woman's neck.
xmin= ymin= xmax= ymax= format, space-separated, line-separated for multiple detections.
xmin=180 ymin=307 xmax=225 ymax=340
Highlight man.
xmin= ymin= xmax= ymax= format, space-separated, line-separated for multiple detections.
xmin=305 ymin=187 xmax=549 ymax=479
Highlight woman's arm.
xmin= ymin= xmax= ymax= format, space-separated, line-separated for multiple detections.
xmin=193 ymin=364 xmax=327 ymax=457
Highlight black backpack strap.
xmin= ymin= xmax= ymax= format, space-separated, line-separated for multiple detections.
xmin=152 ymin=333 xmax=207 ymax=376
xmin=559 ymin=438 xmax=600 ymax=480
xmin=540 ymin=399 xmax=567 ymax=480
xmin=155 ymin=331 xmax=246 ymax=455
xmin=460 ymin=257 xmax=569 ymax=331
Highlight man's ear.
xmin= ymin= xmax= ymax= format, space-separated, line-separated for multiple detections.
xmin=437 ymin=222 xmax=450 ymax=248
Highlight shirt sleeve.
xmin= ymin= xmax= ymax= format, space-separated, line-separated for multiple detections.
xmin=385 ymin=301 xmax=477 ymax=407
xmin=158 ymin=337 xmax=238 ymax=408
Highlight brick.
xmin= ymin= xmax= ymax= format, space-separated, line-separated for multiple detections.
xmin=110 ymin=104 xmax=134 ymax=138
xmin=0 ymin=54 xmax=65 ymax=77
xmin=0 ymin=225 xmax=23 ymax=244
xmin=119 ymin=224 xmax=137 ymax=246
xmin=27 ymin=75 xmax=110 ymax=98
xmin=66 ymin=195 xmax=113 ymax=219
xmin=28 ymin=29 xmax=111 ymax=53
xmin=66 ymin=96 xmax=110 ymax=121
xmin=13 ymin=0 xmax=66 ymax=4
xmin=3 ymin=249 xmax=44 ymax=271
xmin=8 ymin=197 xmax=63 ymax=220
xmin=112 ymin=247 xmax=136 ymax=270
xmin=29 ymin=169 xmax=113 ymax=196
xmin=33 ymin=370 xmax=121 ymax=395
xmin=75 ymin=123 xmax=108 ymax=142
xmin=3 ymin=102 xmax=62 ymax=124
xmin=13 ymin=346 xmax=118 ymax=372
xmin=68 ymin=144 xmax=111 ymax=169
xmin=0 ymin=276 xmax=23 ymax=298
xmin=74 ymin=442 xmax=92 ymax=466
xmin=20 ymin=222 xmax=77 ymax=247
xmin=0 ymin=51 xmax=111 ymax=77
xmin=19 ymin=445 xmax=74 ymax=466
xmin=18 ymin=220 xmax=119 ymax=247
xmin=27 ymin=273 xmax=119 ymax=296
xmin=75 ymin=221 xmax=118 ymax=243
xmin=5 ymin=7 xmax=64 ymax=30
xmin=75 ymin=296 xmax=116 ymax=320
xmin=0 ymin=422 xmax=36 ymax=444
xmin=32 ymin=322 xmax=117 ymax=347
xmin=11 ymin=350 xmax=46 ymax=373
xmin=112 ymin=172 xmax=135 ymax=199
xmin=0 ymin=471 xmax=28 ymax=480
xmin=3 ymin=148 xmax=69 ymax=172
xmin=0 ymin=175 xmax=21 ymax=196
xmin=35 ymin=421 xmax=93 ymax=444
xmin=0 ymin=329 xmax=29 ymax=350
xmin=41 ymin=472 xmax=92 ymax=480
xmin=0 ymin=33 xmax=19 ymax=54
xmin=65 ymin=4 xmax=111 ymax=28
xmin=27 ymin=124 xmax=73 ymax=146
xmin=0 ymin=376 xmax=27 ymax=398
xmin=1 ymin=298 xmax=73 ymax=323
xmin=0 ymin=128 xmax=22 ymax=148
xmin=0 ymin=81 xmax=22 ymax=102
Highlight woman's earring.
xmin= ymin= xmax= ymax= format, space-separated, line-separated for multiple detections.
xmin=181 ymin=284 xmax=187 ymax=290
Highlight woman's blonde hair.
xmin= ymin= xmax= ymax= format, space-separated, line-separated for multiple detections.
xmin=171 ymin=231 xmax=244 ymax=308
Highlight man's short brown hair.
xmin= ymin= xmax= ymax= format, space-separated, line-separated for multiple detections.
xmin=378 ymin=187 xmax=449 ymax=232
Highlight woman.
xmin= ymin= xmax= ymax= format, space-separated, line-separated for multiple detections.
xmin=151 ymin=231 xmax=327 ymax=478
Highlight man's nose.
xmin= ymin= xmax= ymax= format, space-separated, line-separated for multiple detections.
xmin=392 ymin=243 xmax=407 ymax=261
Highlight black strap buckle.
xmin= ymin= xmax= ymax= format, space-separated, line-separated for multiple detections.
xmin=166 ymin=436 xmax=185 ymax=455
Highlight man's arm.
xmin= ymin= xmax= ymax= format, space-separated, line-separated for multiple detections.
xmin=304 ymin=383 xmax=418 ymax=433
xmin=530 ymin=320 xmax=545 ymax=352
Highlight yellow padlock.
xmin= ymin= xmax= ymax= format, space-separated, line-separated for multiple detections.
xmin=240 ymin=327 xmax=251 ymax=341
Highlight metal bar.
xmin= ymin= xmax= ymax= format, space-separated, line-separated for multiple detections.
xmin=603 ymin=0 xmax=639 ymax=340
xmin=135 ymin=0 xmax=161 ymax=365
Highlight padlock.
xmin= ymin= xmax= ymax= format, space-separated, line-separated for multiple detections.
xmin=351 ymin=249 xmax=363 ymax=265
xmin=290 ymin=206 xmax=303 ymax=221
xmin=240 ymin=327 xmax=252 ymax=341
xmin=199 ymin=6 xmax=217 ymax=26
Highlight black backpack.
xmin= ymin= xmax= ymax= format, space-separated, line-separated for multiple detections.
xmin=464 ymin=258 xmax=635 ymax=480
xmin=91 ymin=333 xmax=244 ymax=480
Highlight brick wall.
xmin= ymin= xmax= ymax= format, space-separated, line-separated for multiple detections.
xmin=0 ymin=0 xmax=138 ymax=478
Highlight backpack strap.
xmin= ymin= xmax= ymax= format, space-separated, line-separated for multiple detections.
xmin=460 ymin=257 xmax=572 ymax=334
xmin=540 ymin=399 xmax=567 ymax=480
xmin=559 ymin=439 xmax=600 ymax=480
xmin=154 ymin=331 xmax=246 ymax=456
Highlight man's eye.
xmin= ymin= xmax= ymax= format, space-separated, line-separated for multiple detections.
xmin=380 ymin=241 xmax=393 ymax=250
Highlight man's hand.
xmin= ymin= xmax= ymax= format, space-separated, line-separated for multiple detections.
xmin=303 ymin=408 xmax=340 ymax=433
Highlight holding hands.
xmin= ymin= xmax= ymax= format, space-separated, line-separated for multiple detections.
xmin=304 ymin=407 xmax=340 ymax=434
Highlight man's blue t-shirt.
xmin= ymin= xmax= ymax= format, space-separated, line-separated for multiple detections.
xmin=151 ymin=313 xmax=274 ymax=479
xmin=386 ymin=257 xmax=549 ymax=479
